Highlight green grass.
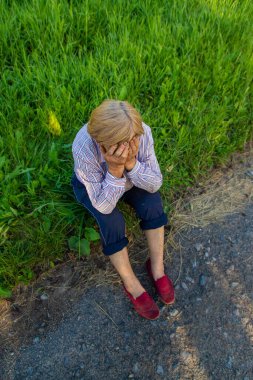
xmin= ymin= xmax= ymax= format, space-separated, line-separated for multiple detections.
xmin=0 ymin=0 xmax=253 ymax=294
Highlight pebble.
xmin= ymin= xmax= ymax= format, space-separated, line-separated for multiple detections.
xmin=242 ymin=317 xmax=250 ymax=325
xmin=33 ymin=337 xmax=40 ymax=344
xmin=231 ymin=282 xmax=239 ymax=288
xmin=75 ymin=370 xmax=81 ymax=377
xmin=172 ymin=360 xmax=179 ymax=369
xmin=175 ymin=323 xmax=184 ymax=335
xmin=80 ymin=343 xmax=86 ymax=352
xmin=181 ymin=351 xmax=192 ymax=362
xmin=40 ymin=294 xmax=48 ymax=301
xmin=156 ymin=365 xmax=164 ymax=376
xmin=226 ymin=356 xmax=233 ymax=369
xmin=186 ymin=276 xmax=194 ymax=284
xmin=194 ymin=243 xmax=203 ymax=252
xmin=181 ymin=282 xmax=189 ymax=291
xmin=199 ymin=274 xmax=207 ymax=287
xmin=245 ymin=169 xmax=253 ymax=178
xmin=128 ymin=374 xmax=134 ymax=378
xmin=27 ymin=367 xmax=33 ymax=375
xmin=205 ymin=252 xmax=209 ymax=258
xmin=170 ymin=309 xmax=179 ymax=317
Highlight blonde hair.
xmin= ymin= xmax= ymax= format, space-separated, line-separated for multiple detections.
xmin=87 ymin=99 xmax=144 ymax=149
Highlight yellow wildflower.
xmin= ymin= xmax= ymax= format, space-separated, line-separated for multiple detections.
xmin=48 ymin=111 xmax=61 ymax=136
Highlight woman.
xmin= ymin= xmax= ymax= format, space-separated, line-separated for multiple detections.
xmin=71 ymin=99 xmax=175 ymax=320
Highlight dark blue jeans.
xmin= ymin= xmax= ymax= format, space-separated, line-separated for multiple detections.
xmin=71 ymin=171 xmax=168 ymax=255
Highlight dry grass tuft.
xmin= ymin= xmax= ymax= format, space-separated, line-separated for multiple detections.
xmin=169 ymin=143 xmax=253 ymax=235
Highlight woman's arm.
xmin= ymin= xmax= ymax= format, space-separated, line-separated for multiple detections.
xmin=125 ymin=124 xmax=163 ymax=193
xmin=73 ymin=150 xmax=126 ymax=215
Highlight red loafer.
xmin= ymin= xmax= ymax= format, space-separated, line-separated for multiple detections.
xmin=146 ymin=258 xmax=175 ymax=305
xmin=123 ymin=285 xmax=160 ymax=320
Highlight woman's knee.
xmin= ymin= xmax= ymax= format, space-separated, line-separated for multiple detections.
xmin=135 ymin=191 xmax=165 ymax=219
xmin=134 ymin=191 xmax=168 ymax=230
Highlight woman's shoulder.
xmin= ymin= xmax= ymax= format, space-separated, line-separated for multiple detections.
xmin=142 ymin=121 xmax=151 ymax=132
xmin=72 ymin=122 xmax=99 ymax=159
xmin=140 ymin=121 xmax=154 ymax=148
xmin=141 ymin=121 xmax=154 ymax=141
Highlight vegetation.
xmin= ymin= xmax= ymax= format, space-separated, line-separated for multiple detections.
xmin=0 ymin=0 xmax=252 ymax=294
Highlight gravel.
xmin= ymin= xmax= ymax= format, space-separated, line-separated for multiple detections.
xmin=1 ymin=203 xmax=253 ymax=380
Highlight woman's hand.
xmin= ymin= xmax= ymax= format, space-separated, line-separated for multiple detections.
xmin=100 ymin=142 xmax=129 ymax=178
xmin=125 ymin=136 xmax=139 ymax=171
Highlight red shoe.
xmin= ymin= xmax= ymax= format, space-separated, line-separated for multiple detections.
xmin=123 ymin=285 xmax=160 ymax=320
xmin=146 ymin=258 xmax=175 ymax=305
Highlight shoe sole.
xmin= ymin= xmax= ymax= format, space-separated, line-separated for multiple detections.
xmin=159 ymin=296 xmax=175 ymax=305
xmin=134 ymin=308 xmax=160 ymax=320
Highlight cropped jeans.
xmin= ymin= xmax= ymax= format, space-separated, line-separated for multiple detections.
xmin=71 ymin=171 xmax=168 ymax=255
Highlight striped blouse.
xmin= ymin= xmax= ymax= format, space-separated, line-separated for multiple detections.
xmin=72 ymin=122 xmax=163 ymax=214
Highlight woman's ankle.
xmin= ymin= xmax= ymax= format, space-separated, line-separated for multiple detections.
xmin=123 ymin=279 xmax=146 ymax=299
xmin=149 ymin=259 xmax=165 ymax=280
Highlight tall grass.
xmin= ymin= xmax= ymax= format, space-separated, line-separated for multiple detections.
xmin=0 ymin=0 xmax=252 ymax=293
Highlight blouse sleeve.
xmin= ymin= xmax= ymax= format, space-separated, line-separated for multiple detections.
xmin=73 ymin=142 xmax=126 ymax=215
xmin=125 ymin=124 xmax=163 ymax=193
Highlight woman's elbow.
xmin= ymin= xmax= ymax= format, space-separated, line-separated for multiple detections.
xmin=150 ymin=184 xmax=162 ymax=193
xmin=150 ymin=177 xmax=163 ymax=193
xmin=91 ymin=200 xmax=115 ymax=215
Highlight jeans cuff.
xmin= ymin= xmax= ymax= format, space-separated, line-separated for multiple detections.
xmin=103 ymin=237 xmax=129 ymax=256
xmin=140 ymin=213 xmax=168 ymax=230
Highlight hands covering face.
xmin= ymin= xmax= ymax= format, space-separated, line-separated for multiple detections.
xmin=100 ymin=141 xmax=129 ymax=166
xmin=127 ymin=136 xmax=139 ymax=163
xmin=99 ymin=136 xmax=139 ymax=177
